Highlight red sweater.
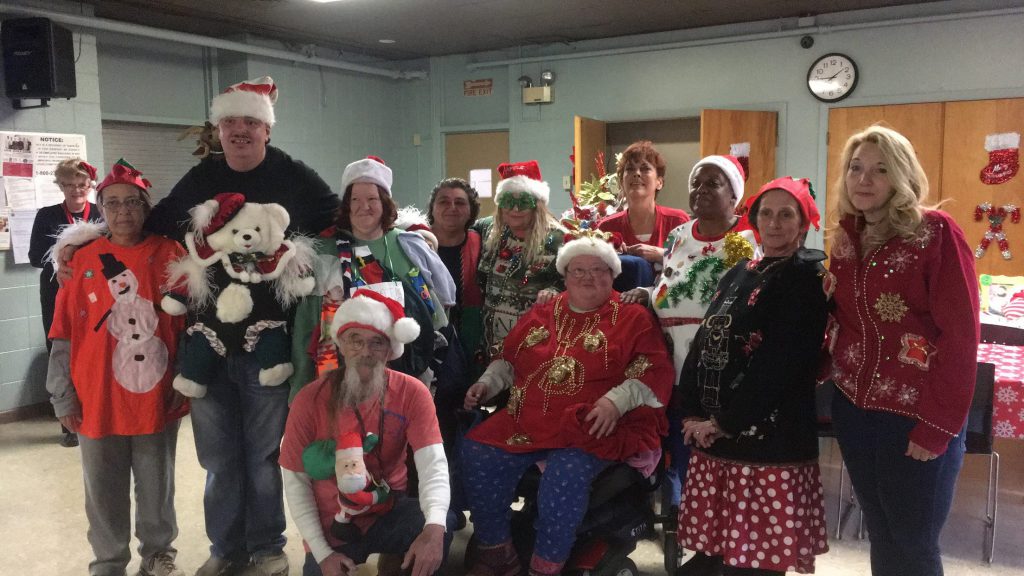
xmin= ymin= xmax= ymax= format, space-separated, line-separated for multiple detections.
xmin=828 ymin=211 xmax=979 ymax=454
xmin=597 ymin=204 xmax=690 ymax=249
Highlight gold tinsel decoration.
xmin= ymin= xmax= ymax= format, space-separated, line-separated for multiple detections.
xmin=723 ymin=232 xmax=755 ymax=268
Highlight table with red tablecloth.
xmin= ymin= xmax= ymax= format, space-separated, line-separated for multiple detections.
xmin=977 ymin=342 xmax=1024 ymax=439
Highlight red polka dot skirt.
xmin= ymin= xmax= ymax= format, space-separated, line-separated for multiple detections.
xmin=678 ymin=451 xmax=829 ymax=573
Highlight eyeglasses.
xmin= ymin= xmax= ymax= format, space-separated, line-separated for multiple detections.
xmin=101 ymin=198 xmax=147 ymax=212
xmin=59 ymin=182 xmax=90 ymax=192
xmin=497 ymin=194 xmax=537 ymax=211
xmin=567 ymin=266 xmax=610 ymax=279
xmin=341 ymin=335 xmax=389 ymax=353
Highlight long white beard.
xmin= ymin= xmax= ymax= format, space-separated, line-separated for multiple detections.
xmin=341 ymin=360 xmax=387 ymax=407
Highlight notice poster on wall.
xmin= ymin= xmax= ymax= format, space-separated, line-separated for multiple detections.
xmin=0 ymin=131 xmax=87 ymax=259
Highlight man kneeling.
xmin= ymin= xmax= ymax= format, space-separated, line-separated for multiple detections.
xmin=281 ymin=289 xmax=454 ymax=576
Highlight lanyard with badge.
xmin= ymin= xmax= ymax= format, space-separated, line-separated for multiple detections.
xmin=352 ymin=385 xmax=389 ymax=493
xmin=351 ymin=234 xmax=405 ymax=306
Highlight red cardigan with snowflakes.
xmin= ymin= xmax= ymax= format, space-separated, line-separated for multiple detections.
xmin=827 ymin=210 xmax=979 ymax=455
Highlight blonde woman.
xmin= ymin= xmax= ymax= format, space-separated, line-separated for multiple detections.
xmin=476 ymin=161 xmax=565 ymax=360
xmin=827 ymin=125 xmax=979 ymax=576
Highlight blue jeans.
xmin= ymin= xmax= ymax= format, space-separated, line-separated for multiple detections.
xmin=462 ymin=440 xmax=610 ymax=564
xmin=301 ymin=496 xmax=458 ymax=576
xmin=832 ymin=392 xmax=965 ymax=576
xmin=191 ymin=355 xmax=290 ymax=561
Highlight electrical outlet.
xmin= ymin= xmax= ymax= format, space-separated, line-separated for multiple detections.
xmin=562 ymin=175 xmax=571 ymax=190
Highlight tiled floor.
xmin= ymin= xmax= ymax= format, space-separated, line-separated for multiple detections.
xmin=2 ymin=414 xmax=1022 ymax=575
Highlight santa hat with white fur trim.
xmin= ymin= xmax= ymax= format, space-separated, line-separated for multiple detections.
xmin=555 ymin=229 xmax=622 ymax=278
xmin=495 ymin=160 xmax=550 ymax=205
xmin=342 ymin=156 xmax=393 ymax=196
xmin=210 ymin=76 xmax=278 ymax=127
xmin=689 ymin=155 xmax=747 ymax=208
xmin=331 ymin=288 xmax=420 ymax=360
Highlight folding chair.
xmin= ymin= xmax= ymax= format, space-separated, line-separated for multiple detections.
xmin=966 ymin=362 xmax=999 ymax=564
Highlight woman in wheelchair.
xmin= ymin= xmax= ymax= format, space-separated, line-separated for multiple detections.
xmin=461 ymin=231 xmax=674 ymax=576
xmin=675 ymin=178 xmax=830 ymax=575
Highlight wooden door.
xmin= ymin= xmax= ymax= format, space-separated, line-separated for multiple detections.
xmin=941 ymin=99 xmax=1024 ymax=277
xmin=574 ymin=116 xmax=607 ymax=192
xmin=699 ymin=109 xmax=777 ymax=204
xmin=825 ymin=103 xmax=945 ymax=258
xmin=827 ymin=103 xmax=945 ymax=201
xmin=445 ymin=131 xmax=509 ymax=218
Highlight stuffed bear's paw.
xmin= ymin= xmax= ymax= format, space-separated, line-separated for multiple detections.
xmin=297 ymin=276 xmax=316 ymax=297
xmin=173 ymin=375 xmax=208 ymax=398
xmin=161 ymin=295 xmax=187 ymax=316
xmin=259 ymin=362 xmax=294 ymax=387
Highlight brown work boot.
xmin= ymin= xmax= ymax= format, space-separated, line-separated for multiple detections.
xmin=467 ymin=541 xmax=522 ymax=576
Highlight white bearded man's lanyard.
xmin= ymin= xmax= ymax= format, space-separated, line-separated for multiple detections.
xmin=350 ymin=383 xmax=390 ymax=493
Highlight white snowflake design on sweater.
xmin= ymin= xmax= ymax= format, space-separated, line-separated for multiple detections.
xmin=871 ymin=377 xmax=897 ymax=399
xmin=994 ymin=421 xmax=1016 ymax=438
xmin=842 ymin=343 xmax=863 ymax=366
xmin=883 ymin=249 xmax=915 ymax=273
xmin=897 ymin=384 xmax=920 ymax=406
xmin=995 ymin=387 xmax=1019 ymax=403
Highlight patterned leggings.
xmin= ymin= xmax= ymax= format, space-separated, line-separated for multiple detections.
xmin=462 ymin=439 xmax=609 ymax=563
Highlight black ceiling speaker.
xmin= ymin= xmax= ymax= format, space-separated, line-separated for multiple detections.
xmin=2 ymin=17 xmax=77 ymax=108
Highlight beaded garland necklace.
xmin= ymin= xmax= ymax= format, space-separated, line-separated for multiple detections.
xmin=505 ymin=296 xmax=620 ymax=445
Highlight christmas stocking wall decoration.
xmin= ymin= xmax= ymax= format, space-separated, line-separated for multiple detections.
xmin=730 ymin=142 xmax=750 ymax=180
xmin=974 ymin=202 xmax=1021 ymax=260
xmin=979 ymin=132 xmax=1020 ymax=185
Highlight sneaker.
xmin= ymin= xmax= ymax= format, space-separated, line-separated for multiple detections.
xmin=238 ymin=552 xmax=288 ymax=576
xmin=60 ymin=432 xmax=79 ymax=447
xmin=195 ymin=555 xmax=247 ymax=576
xmin=140 ymin=552 xmax=185 ymax=576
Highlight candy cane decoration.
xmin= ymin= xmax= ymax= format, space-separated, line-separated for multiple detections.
xmin=975 ymin=202 xmax=1021 ymax=260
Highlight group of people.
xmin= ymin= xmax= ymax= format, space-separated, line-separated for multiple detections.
xmin=33 ymin=73 xmax=979 ymax=576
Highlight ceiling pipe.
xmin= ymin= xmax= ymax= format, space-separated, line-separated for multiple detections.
xmin=467 ymin=6 xmax=1024 ymax=70
xmin=0 ymin=3 xmax=427 ymax=80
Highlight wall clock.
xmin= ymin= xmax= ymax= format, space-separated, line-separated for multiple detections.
xmin=807 ymin=53 xmax=858 ymax=103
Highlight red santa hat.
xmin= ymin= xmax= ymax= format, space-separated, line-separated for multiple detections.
xmin=209 ymin=76 xmax=278 ymax=127
xmin=335 ymin=432 xmax=365 ymax=461
xmin=189 ymin=192 xmax=248 ymax=238
xmin=342 ymin=155 xmax=393 ymax=196
xmin=555 ymin=229 xmax=622 ymax=278
xmin=746 ymin=176 xmax=821 ymax=232
xmin=97 ymin=158 xmax=151 ymax=193
xmin=688 ymin=155 xmax=747 ymax=208
xmin=331 ymin=288 xmax=420 ymax=360
xmin=495 ymin=160 xmax=550 ymax=205
xmin=77 ymin=160 xmax=97 ymax=182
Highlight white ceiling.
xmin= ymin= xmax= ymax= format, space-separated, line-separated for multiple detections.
xmin=82 ymin=0 xmax=943 ymax=61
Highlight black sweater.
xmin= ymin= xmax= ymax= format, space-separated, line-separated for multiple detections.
xmin=28 ymin=202 xmax=102 ymax=300
xmin=147 ymin=146 xmax=339 ymax=241
xmin=675 ymin=249 xmax=829 ymax=464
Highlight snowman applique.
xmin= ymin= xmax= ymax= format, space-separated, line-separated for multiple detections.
xmin=96 ymin=252 xmax=168 ymax=394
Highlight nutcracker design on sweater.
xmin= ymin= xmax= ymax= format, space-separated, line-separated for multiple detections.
xmin=162 ymin=193 xmax=316 ymax=398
